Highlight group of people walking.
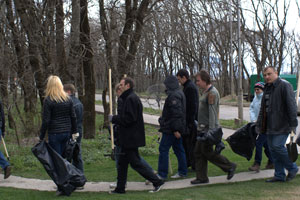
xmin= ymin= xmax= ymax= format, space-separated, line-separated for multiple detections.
xmin=1 ymin=66 xmax=299 ymax=195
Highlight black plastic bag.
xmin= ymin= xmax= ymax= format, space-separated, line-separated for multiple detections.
xmin=226 ymin=122 xmax=258 ymax=161
xmin=287 ymin=140 xmax=298 ymax=162
xmin=63 ymin=139 xmax=80 ymax=163
xmin=197 ymin=127 xmax=223 ymax=145
xmin=32 ymin=141 xmax=86 ymax=196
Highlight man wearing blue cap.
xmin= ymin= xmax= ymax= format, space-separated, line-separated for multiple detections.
xmin=248 ymin=82 xmax=273 ymax=172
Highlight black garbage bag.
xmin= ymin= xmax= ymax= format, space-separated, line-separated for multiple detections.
xmin=226 ymin=122 xmax=258 ymax=161
xmin=63 ymin=139 xmax=80 ymax=163
xmin=197 ymin=127 xmax=223 ymax=145
xmin=287 ymin=137 xmax=298 ymax=162
xmin=32 ymin=141 xmax=86 ymax=196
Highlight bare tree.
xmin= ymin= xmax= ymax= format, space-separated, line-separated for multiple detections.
xmin=80 ymin=0 xmax=96 ymax=138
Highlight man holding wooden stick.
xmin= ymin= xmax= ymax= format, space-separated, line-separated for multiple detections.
xmin=108 ymin=77 xmax=164 ymax=194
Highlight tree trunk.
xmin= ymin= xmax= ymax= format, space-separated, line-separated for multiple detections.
xmin=80 ymin=0 xmax=95 ymax=139
xmin=56 ymin=0 xmax=70 ymax=83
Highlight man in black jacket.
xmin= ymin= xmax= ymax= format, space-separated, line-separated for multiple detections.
xmin=256 ymin=66 xmax=298 ymax=182
xmin=157 ymin=75 xmax=187 ymax=179
xmin=109 ymin=77 xmax=164 ymax=194
xmin=176 ymin=69 xmax=199 ymax=171
xmin=64 ymin=84 xmax=84 ymax=172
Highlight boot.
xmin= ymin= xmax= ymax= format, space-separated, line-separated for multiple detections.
xmin=248 ymin=162 xmax=260 ymax=172
xmin=265 ymin=161 xmax=274 ymax=169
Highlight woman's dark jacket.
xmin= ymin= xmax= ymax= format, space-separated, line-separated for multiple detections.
xmin=111 ymin=88 xmax=145 ymax=149
xmin=256 ymin=78 xmax=298 ymax=134
xmin=183 ymin=79 xmax=199 ymax=127
xmin=39 ymin=96 xmax=77 ymax=140
xmin=159 ymin=76 xmax=186 ymax=135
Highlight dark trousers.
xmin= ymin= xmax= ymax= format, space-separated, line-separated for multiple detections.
xmin=72 ymin=133 xmax=84 ymax=172
xmin=254 ymin=134 xmax=273 ymax=165
xmin=194 ymin=141 xmax=234 ymax=181
xmin=182 ymin=126 xmax=197 ymax=169
xmin=116 ymin=147 xmax=162 ymax=192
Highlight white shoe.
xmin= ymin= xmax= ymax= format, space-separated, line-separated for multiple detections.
xmin=149 ymin=182 xmax=164 ymax=193
xmin=170 ymin=173 xmax=186 ymax=179
xmin=109 ymin=182 xmax=117 ymax=189
xmin=109 ymin=182 xmax=127 ymax=189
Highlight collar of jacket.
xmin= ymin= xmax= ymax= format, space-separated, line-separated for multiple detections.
xmin=183 ymin=79 xmax=191 ymax=88
xmin=267 ymin=77 xmax=281 ymax=88
xmin=120 ymin=88 xmax=133 ymax=100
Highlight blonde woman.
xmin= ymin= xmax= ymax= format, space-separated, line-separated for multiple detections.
xmin=39 ymin=75 xmax=77 ymax=156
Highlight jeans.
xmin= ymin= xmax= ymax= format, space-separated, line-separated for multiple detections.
xmin=48 ymin=132 xmax=69 ymax=156
xmin=267 ymin=134 xmax=298 ymax=180
xmin=158 ymin=133 xmax=187 ymax=179
xmin=0 ymin=130 xmax=10 ymax=170
xmin=254 ymin=134 xmax=273 ymax=165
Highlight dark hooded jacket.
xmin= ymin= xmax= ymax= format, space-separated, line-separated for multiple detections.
xmin=111 ymin=88 xmax=145 ymax=149
xmin=159 ymin=76 xmax=186 ymax=135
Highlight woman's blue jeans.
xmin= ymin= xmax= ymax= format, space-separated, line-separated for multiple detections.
xmin=48 ymin=133 xmax=69 ymax=156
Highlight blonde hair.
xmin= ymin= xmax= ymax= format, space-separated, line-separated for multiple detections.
xmin=45 ymin=75 xmax=69 ymax=102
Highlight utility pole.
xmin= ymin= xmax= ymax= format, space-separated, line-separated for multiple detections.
xmin=237 ymin=0 xmax=243 ymax=125
xmin=229 ymin=3 xmax=234 ymax=97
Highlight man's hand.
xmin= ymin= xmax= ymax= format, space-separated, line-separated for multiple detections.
xmin=72 ymin=133 xmax=79 ymax=141
xmin=108 ymin=114 xmax=113 ymax=122
xmin=174 ymin=131 xmax=181 ymax=139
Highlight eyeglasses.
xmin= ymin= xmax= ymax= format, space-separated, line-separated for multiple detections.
xmin=254 ymin=89 xmax=261 ymax=91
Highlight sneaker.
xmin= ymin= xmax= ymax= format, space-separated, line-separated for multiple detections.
xmin=170 ymin=172 xmax=186 ymax=179
xmin=248 ymin=162 xmax=260 ymax=172
xmin=149 ymin=182 xmax=164 ymax=193
xmin=4 ymin=166 xmax=11 ymax=179
xmin=109 ymin=182 xmax=117 ymax=189
xmin=109 ymin=182 xmax=127 ymax=189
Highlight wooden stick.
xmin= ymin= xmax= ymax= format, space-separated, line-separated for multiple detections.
xmin=1 ymin=136 xmax=9 ymax=161
xmin=109 ymin=68 xmax=114 ymax=150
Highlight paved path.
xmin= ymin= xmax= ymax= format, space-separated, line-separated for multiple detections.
xmin=96 ymin=105 xmax=235 ymax=139
xmin=2 ymin=169 xmax=297 ymax=192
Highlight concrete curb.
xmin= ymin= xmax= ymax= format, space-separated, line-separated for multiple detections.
xmin=1 ymin=169 xmax=298 ymax=192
